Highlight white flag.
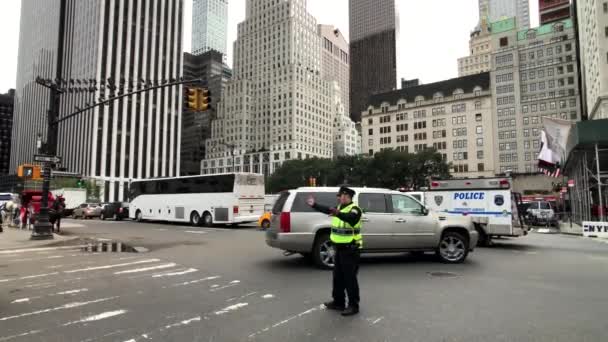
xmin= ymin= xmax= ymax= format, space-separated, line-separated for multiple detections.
xmin=541 ymin=117 xmax=573 ymax=163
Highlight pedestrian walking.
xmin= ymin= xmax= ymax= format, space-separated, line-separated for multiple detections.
xmin=306 ymin=186 xmax=362 ymax=316
xmin=52 ymin=196 xmax=65 ymax=233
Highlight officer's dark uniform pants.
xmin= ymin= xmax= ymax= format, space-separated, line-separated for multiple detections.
xmin=333 ymin=244 xmax=360 ymax=308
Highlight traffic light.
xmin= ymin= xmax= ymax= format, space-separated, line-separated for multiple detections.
xmin=198 ymin=88 xmax=212 ymax=111
xmin=76 ymin=178 xmax=85 ymax=188
xmin=186 ymin=87 xmax=199 ymax=111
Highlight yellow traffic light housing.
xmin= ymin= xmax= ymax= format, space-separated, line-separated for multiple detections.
xmin=198 ymin=88 xmax=212 ymax=111
xmin=186 ymin=87 xmax=199 ymax=111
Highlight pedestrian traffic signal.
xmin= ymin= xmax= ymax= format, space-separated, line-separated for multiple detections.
xmin=198 ymin=89 xmax=212 ymax=111
xmin=76 ymin=178 xmax=85 ymax=188
xmin=186 ymin=87 xmax=199 ymax=111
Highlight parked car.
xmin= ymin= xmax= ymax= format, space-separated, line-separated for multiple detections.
xmin=266 ymin=187 xmax=478 ymax=269
xmin=100 ymin=202 xmax=129 ymax=221
xmin=72 ymin=203 xmax=102 ymax=219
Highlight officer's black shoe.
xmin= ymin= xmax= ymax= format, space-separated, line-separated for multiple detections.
xmin=324 ymin=301 xmax=345 ymax=311
xmin=341 ymin=306 xmax=359 ymax=316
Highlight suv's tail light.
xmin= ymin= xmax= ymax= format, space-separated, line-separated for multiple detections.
xmin=118 ymin=208 xmax=123 ymax=213
xmin=280 ymin=212 xmax=291 ymax=233
xmin=499 ymin=179 xmax=510 ymax=188
xmin=233 ymin=206 xmax=239 ymax=214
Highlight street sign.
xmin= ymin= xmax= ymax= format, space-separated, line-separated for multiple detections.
xmin=34 ymin=155 xmax=62 ymax=164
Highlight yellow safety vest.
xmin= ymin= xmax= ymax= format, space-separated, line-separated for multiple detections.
xmin=330 ymin=203 xmax=363 ymax=248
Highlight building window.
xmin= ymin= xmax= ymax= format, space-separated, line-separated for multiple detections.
xmin=500 ymin=37 xmax=508 ymax=47
xmin=476 ymin=113 xmax=482 ymax=122
xmin=368 ymin=129 xmax=373 ymax=135
xmin=477 ymin=150 xmax=484 ymax=159
xmin=368 ymin=118 xmax=373 ymax=124
xmin=477 ymin=138 xmax=483 ymax=146
xmin=604 ymin=2 xmax=608 ymax=13
xmin=478 ymin=163 xmax=485 ymax=172
xmin=475 ymin=101 xmax=482 ymax=109
xmin=380 ymin=115 xmax=391 ymax=123
xmin=369 ymin=149 xmax=374 ymax=156
xmin=476 ymin=126 xmax=483 ymax=134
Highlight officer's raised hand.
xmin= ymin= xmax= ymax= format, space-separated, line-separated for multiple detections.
xmin=306 ymin=195 xmax=315 ymax=207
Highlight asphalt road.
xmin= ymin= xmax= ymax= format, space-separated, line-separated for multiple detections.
xmin=1 ymin=219 xmax=608 ymax=342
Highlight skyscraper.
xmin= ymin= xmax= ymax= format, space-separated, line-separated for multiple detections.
xmin=479 ymin=0 xmax=530 ymax=29
xmin=181 ymin=50 xmax=232 ymax=175
xmin=318 ymin=25 xmax=350 ymax=117
xmin=11 ymin=0 xmax=184 ymax=201
xmin=490 ymin=17 xmax=581 ymax=174
xmin=192 ymin=0 xmax=228 ymax=56
xmin=202 ymin=0 xmax=348 ymax=176
xmin=0 ymin=89 xmax=14 ymax=175
xmin=349 ymin=0 xmax=398 ymax=123
xmin=575 ymin=0 xmax=608 ymax=120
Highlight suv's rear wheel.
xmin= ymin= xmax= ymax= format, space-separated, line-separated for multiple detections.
xmin=437 ymin=231 xmax=469 ymax=263
xmin=313 ymin=232 xmax=335 ymax=270
xmin=261 ymin=219 xmax=270 ymax=229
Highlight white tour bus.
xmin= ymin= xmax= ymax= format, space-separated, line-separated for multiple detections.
xmin=128 ymin=173 xmax=265 ymax=226
xmin=425 ymin=177 xmax=527 ymax=246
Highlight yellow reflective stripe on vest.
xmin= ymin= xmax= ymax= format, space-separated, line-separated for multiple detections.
xmin=330 ymin=203 xmax=363 ymax=248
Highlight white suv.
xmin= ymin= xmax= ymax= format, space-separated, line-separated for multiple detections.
xmin=266 ymin=187 xmax=478 ymax=269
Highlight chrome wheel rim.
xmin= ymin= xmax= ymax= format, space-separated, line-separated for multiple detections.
xmin=439 ymin=236 xmax=466 ymax=262
xmin=319 ymin=240 xmax=335 ymax=268
xmin=137 ymin=212 xmax=142 ymax=221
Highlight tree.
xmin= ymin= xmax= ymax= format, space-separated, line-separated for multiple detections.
xmin=266 ymin=149 xmax=451 ymax=192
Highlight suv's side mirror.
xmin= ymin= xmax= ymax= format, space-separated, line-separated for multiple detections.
xmin=422 ymin=206 xmax=430 ymax=216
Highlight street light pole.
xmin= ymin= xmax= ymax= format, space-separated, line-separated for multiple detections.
xmin=32 ymin=0 xmax=67 ymax=240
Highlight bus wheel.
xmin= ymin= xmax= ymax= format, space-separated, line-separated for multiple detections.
xmin=202 ymin=212 xmax=213 ymax=227
xmin=190 ymin=211 xmax=201 ymax=226
xmin=135 ymin=210 xmax=143 ymax=222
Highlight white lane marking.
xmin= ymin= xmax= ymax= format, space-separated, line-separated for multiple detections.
xmin=11 ymin=297 xmax=40 ymax=304
xmin=214 ymin=302 xmax=248 ymax=315
xmin=166 ymin=276 xmax=220 ymax=288
xmin=152 ymin=268 xmax=197 ymax=278
xmin=64 ymin=259 xmax=161 ymax=273
xmin=163 ymin=316 xmax=202 ymax=330
xmin=0 ymin=330 xmax=42 ymax=341
xmin=261 ymin=294 xmax=275 ymax=299
xmin=62 ymin=309 xmax=128 ymax=326
xmin=24 ymin=282 xmax=55 ymax=289
xmin=114 ymin=263 xmax=177 ymax=275
xmin=227 ymin=292 xmax=258 ymax=302
xmin=11 ymin=255 xmax=64 ymax=262
xmin=56 ymin=288 xmax=88 ymax=295
xmin=184 ymin=231 xmax=207 ymax=234
xmin=371 ymin=316 xmax=384 ymax=325
xmin=248 ymin=305 xmax=324 ymax=339
xmin=155 ymin=228 xmax=168 ymax=231
xmin=0 ymin=272 xmax=59 ymax=283
xmin=0 ymin=296 xmax=118 ymax=321
xmin=210 ymin=280 xmax=240 ymax=292
xmin=0 ymin=245 xmax=85 ymax=255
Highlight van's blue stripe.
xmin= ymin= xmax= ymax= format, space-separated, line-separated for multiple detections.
xmin=443 ymin=211 xmax=512 ymax=216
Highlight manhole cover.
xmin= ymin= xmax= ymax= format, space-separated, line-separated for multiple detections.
xmin=427 ymin=271 xmax=459 ymax=278
xmin=81 ymin=241 xmax=139 ymax=253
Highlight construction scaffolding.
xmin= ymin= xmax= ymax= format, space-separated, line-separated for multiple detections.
xmin=563 ymin=120 xmax=608 ymax=224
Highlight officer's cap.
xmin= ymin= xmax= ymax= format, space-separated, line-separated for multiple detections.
xmin=337 ymin=186 xmax=355 ymax=197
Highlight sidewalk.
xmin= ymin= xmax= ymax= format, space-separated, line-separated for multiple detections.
xmin=0 ymin=227 xmax=78 ymax=252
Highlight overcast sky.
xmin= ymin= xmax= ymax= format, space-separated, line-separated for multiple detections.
xmin=0 ymin=0 xmax=539 ymax=94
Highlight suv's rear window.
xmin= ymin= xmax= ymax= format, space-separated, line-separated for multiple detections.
xmin=272 ymin=192 xmax=290 ymax=214
xmin=291 ymin=192 xmax=337 ymax=213
xmin=540 ymin=202 xmax=551 ymax=210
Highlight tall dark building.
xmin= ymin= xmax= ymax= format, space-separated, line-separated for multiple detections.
xmin=0 ymin=90 xmax=14 ymax=175
xmin=12 ymin=0 xmax=185 ymax=201
xmin=181 ymin=51 xmax=232 ymax=175
xmin=349 ymin=0 xmax=398 ymax=123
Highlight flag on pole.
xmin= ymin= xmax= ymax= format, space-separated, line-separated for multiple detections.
xmin=538 ymin=117 xmax=573 ymax=178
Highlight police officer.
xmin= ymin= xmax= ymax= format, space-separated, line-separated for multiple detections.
xmin=306 ymin=186 xmax=362 ymax=316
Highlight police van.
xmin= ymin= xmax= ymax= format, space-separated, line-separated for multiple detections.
xmin=425 ymin=178 xmax=527 ymax=246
